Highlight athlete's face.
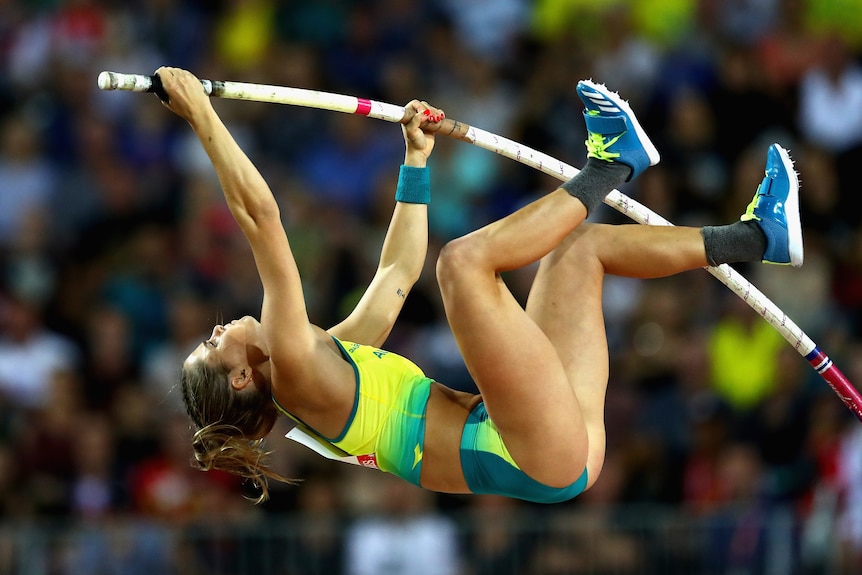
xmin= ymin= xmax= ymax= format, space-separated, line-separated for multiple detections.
xmin=185 ymin=315 xmax=263 ymax=374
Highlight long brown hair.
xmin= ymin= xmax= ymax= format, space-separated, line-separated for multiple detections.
xmin=180 ymin=359 xmax=297 ymax=503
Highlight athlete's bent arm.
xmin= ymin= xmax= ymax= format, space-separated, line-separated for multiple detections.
xmin=329 ymin=100 xmax=443 ymax=348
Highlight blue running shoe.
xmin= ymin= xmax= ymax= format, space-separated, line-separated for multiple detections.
xmin=576 ymin=79 xmax=660 ymax=181
xmin=741 ymin=143 xmax=803 ymax=267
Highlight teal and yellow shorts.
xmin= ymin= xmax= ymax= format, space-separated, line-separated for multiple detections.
xmin=460 ymin=401 xmax=588 ymax=504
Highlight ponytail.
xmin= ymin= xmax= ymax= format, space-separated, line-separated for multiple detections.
xmin=181 ymin=360 xmax=297 ymax=503
xmin=191 ymin=423 xmax=298 ymax=503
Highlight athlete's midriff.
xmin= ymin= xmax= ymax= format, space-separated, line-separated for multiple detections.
xmin=419 ymin=382 xmax=479 ymax=494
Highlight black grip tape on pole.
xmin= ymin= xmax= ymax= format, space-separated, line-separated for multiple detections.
xmin=150 ymin=73 xmax=169 ymax=103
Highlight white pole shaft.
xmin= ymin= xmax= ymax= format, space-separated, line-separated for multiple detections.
xmin=98 ymin=71 xmax=862 ymax=422
xmin=96 ymin=71 xmax=813 ymax=352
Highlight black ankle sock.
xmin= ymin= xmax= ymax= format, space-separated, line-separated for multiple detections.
xmin=701 ymin=220 xmax=767 ymax=266
xmin=561 ymin=158 xmax=631 ymax=215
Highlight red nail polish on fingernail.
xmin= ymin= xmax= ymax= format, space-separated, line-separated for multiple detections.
xmin=423 ymin=109 xmax=430 ymax=116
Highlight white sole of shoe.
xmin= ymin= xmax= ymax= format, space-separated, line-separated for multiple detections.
xmin=773 ymin=144 xmax=804 ymax=267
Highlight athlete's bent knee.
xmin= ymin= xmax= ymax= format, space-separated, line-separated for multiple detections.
xmin=436 ymin=236 xmax=487 ymax=286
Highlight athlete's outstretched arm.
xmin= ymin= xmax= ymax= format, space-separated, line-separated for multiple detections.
xmin=328 ymin=101 xmax=443 ymax=347
xmin=156 ymin=66 xmax=317 ymax=367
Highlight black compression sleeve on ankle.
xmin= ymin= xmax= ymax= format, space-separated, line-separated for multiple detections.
xmin=560 ymin=158 xmax=631 ymax=215
xmin=701 ymin=220 xmax=767 ymax=266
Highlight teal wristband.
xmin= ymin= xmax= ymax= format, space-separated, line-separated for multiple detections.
xmin=395 ymin=165 xmax=430 ymax=204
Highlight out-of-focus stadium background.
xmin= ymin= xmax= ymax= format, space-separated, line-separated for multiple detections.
xmin=2 ymin=1 xmax=862 ymax=573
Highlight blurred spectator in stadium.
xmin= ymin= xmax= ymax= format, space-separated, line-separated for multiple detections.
xmin=793 ymin=143 xmax=845 ymax=247
xmin=755 ymin=0 xmax=825 ymax=103
xmin=741 ymin=347 xmax=819 ymax=503
xmin=69 ymin=412 xmax=119 ymax=519
xmin=799 ymin=389 xmax=854 ymax=573
xmin=127 ymin=413 xmax=240 ymax=524
xmin=79 ymin=304 xmax=137 ymax=409
xmin=47 ymin=110 xmax=116 ymax=249
xmin=702 ymin=443 xmax=773 ymax=575
xmin=64 ymin=157 xmax=166 ymax=287
xmin=343 ymin=473 xmax=461 ymax=575
xmin=700 ymin=0 xmax=778 ymax=46
xmin=13 ymin=368 xmax=87 ymax=516
xmin=141 ymin=291 xmax=212 ymax=412
xmin=590 ymin=4 xmax=661 ymax=113
xmin=426 ymin=134 xmax=502 ymax=241
xmin=100 ymin=222 xmax=177 ymax=361
xmin=434 ymin=0 xmax=529 ymax=65
xmin=682 ymin=393 xmax=735 ymax=515
xmin=58 ymin=519 xmax=174 ymax=575
xmin=0 ymin=289 xmax=80 ymax=411
xmin=109 ymin=384 xmax=163 ymax=508
xmin=425 ymin=52 xmax=518 ymax=240
xmin=707 ymin=293 xmax=786 ymax=414
xmin=655 ymin=86 xmax=729 ymax=224
xmin=0 ymin=111 xmax=57 ymax=249
xmin=797 ymin=34 xmax=862 ymax=156
xmin=296 ymin=113 xmax=402 ymax=217
xmin=798 ymin=34 xmax=862 ymax=240
xmin=212 ymin=0 xmax=275 ymax=78
xmin=832 ymin=228 xmax=862 ymax=337
xmin=322 ymin=5 xmax=389 ymax=98
xmin=460 ymin=494 xmax=532 ymax=575
xmin=749 ymin=236 xmax=836 ymax=353
xmin=255 ymin=43 xmax=326 ymax=169
xmin=0 ymin=443 xmax=24 ymax=518
xmin=711 ymin=43 xmax=792 ymax=170
xmin=273 ymin=0 xmax=349 ymax=49
xmin=529 ymin=501 xmax=643 ymax=574
xmin=4 ymin=194 xmax=57 ymax=327
xmin=834 ymin=345 xmax=862 ymax=574
xmin=279 ymin=473 xmax=346 ymax=575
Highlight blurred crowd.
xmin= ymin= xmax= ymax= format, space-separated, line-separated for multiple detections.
xmin=2 ymin=0 xmax=862 ymax=573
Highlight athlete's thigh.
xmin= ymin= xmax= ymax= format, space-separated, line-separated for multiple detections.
xmin=526 ymin=224 xmax=610 ymax=384
xmin=525 ymin=226 xmax=611 ymax=487
xmin=438 ymin=267 xmax=589 ymax=485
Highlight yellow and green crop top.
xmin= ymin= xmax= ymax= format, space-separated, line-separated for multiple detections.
xmin=273 ymin=337 xmax=432 ymax=486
